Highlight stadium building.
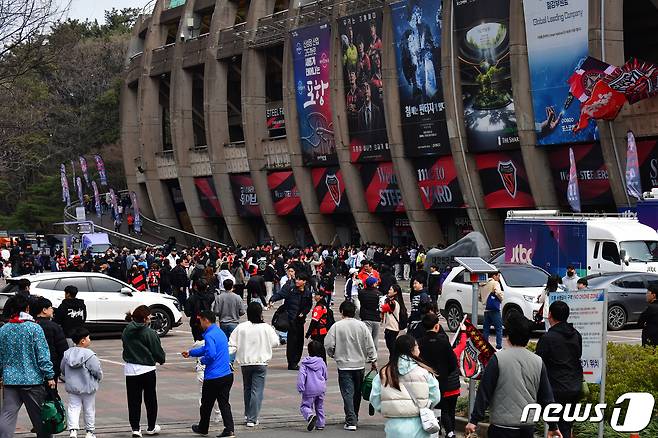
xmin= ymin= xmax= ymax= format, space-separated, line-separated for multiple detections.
xmin=120 ymin=0 xmax=658 ymax=247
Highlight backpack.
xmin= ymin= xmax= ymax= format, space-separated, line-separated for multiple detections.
xmin=41 ymin=388 xmax=66 ymax=434
xmin=271 ymin=305 xmax=290 ymax=332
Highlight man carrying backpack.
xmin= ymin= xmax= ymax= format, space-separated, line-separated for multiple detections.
xmin=305 ymin=290 xmax=334 ymax=363
xmin=185 ymin=280 xmax=216 ymax=342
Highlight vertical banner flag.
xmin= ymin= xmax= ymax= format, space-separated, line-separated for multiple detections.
xmin=567 ymin=147 xmax=581 ymax=212
xmin=60 ymin=164 xmax=71 ymax=206
xmin=451 ymin=317 xmax=495 ymax=379
xmin=523 ymin=0 xmax=595 ymax=144
xmin=391 ymin=0 xmax=450 ymax=156
xmin=339 ymin=9 xmax=390 ymax=162
xmin=79 ymin=156 xmax=90 ymax=186
xmin=130 ymin=191 xmax=142 ymax=233
xmin=76 ymin=177 xmax=83 ymax=203
xmin=92 ymin=181 xmax=101 ymax=217
xmin=291 ymin=23 xmax=337 ymax=166
xmin=626 ymin=131 xmax=643 ymax=200
xmin=94 ymin=154 xmax=108 ymax=186
xmin=453 ymin=0 xmax=519 ymax=152
xmin=109 ymin=188 xmax=119 ymax=219
xmin=71 ymin=159 xmax=76 ymax=183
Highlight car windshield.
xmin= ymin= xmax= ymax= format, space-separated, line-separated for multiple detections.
xmin=499 ymin=266 xmax=548 ymax=287
xmin=90 ymin=244 xmax=111 ymax=253
xmin=619 ymin=240 xmax=658 ymax=263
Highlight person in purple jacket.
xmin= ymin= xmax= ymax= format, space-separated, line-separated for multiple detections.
xmin=297 ymin=340 xmax=327 ymax=432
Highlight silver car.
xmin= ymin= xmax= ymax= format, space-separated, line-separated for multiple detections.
xmin=583 ymin=272 xmax=658 ymax=331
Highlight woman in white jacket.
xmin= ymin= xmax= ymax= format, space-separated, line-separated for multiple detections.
xmin=370 ymin=335 xmax=441 ymax=438
xmin=228 ymin=302 xmax=280 ymax=427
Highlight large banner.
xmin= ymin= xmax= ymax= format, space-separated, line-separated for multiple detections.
xmin=453 ymin=0 xmax=519 ymax=152
xmin=414 ymin=157 xmax=465 ymax=209
xmin=391 ymin=0 xmax=449 ymax=157
xmin=94 ymin=154 xmax=107 ymax=186
xmin=339 ymin=9 xmax=390 ymax=162
xmin=547 ymin=144 xmax=614 ymax=207
xmin=79 ymin=156 xmax=90 ymax=186
xmin=311 ymin=166 xmax=351 ymax=214
xmin=60 ymin=164 xmax=70 ymax=206
xmin=92 ymin=181 xmax=101 ymax=218
xmin=267 ymin=171 xmax=303 ymax=216
xmin=291 ymin=23 xmax=337 ymax=166
xmin=194 ymin=177 xmax=222 ymax=218
xmin=359 ymin=162 xmax=405 ymax=213
xmin=129 ymin=191 xmax=142 ymax=233
xmin=523 ymin=0 xmax=595 ymax=145
xmin=229 ymin=173 xmax=260 ymax=217
xmin=475 ymin=151 xmax=534 ymax=208
xmin=638 ymin=137 xmax=658 ymax=192
xmin=266 ymin=102 xmax=286 ymax=138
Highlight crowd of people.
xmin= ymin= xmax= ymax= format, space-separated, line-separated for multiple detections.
xmin=1 ymin=237 xmax=658 ymax=438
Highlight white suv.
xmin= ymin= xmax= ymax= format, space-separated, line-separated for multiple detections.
xmin=438 ymin=263 xmax=547 ymax=332
xmin=1 ymin=272 xmax=183 ymax=336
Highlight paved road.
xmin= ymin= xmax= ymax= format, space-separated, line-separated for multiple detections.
xmin=6 ymin=278 xmax=644 ymax=437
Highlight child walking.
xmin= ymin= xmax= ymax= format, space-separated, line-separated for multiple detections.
xmin=61 ymin=327 xmax=103 ymax=438
xmin=297 ymin=340 xmax=327 ymax=431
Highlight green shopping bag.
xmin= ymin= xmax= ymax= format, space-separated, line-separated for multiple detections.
xmin=362 ymin=369 xmax=376 ymax=401
xmin=41 ymin=387 xmax=66 ymax=434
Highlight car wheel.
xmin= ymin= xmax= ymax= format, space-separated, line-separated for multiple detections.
xmin=607 ymin=305 xmax=627 ymax=331
xmin=149 ymin=306 xmax=172 ymax=337
xmin=445 ymin=302 xmax=463 ymax=332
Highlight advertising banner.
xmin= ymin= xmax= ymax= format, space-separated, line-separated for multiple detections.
xmin=523 ymin=0 xmax=595 ymax=144
xmin=359 ymin=162 xmax=405 ymax=213
xmin=453 ymin=0 xmax=519 ymax=152
xmin=266 ymin=103 xmax=286 ymax=138
xmin=549 ymin=290 xmax=607 ymax=384
xmin=547 ymin=144 xmax=614 ymax=207
xmin=637 ymin=137 xmax=658 ymax=191
xmin=92 ymin=181 xmax=101 ymax=218
xmin=290 ymin=23 xmax=337 ymax=166
xmin=475 ymin=151 xmax=534 ymax=208
xmin=391 ymin=0 xmax=449 ymax=156
xmin=79 ymin=156 xmax=90 ymax=186
xmin=626 ymin=131 xmax=643 ymax=200
xmin=109 ymin=188 xmax=118 ymax=219
xmin=414 ymin=157 xmax=464 ymax=209
xmin=339 ymin=9 xmax=390 ymax=162
xmin=194 ymin=177 xmax=222 ymax=218
xmin=76 ymin=176 xmax=83 ymax=203
xmin=311 ymin=166 xmax=350 ymax=214
xmin=229 ymin=173 xmax=260 ymax=217
xmin=567 ymin=147 xmax=581 ymax=212
xmin=129 ymin=191 xmax=141 ymax=233
xmin=267 ymin=171 xmax=303 ymax=216
xmin=60 ymin=164 xmax=70 ymax=206
xmin=94 ymin=154 xmax=108 ymax=186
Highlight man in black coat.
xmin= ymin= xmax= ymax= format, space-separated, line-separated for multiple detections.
xmin=31 ymin=297 xmax=68 ymax=381
xmin=54 ymin=285 xmax=87 ymax=342
xmin=418 ymin=313 xmax=460 ymax=438
xmin=170 ymin=258 xmax=190 ymax=308
xmin=638 ymin=284 xmax=658 ymax=346
xmin=536 ymin=300 xmax=583 ymax=438
xmin=246 ymin=268 xmax=267 ymax=307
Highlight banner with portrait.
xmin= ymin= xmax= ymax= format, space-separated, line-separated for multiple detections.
xmin=637 ymin=137 xmax=658 ymax=192
xmin=391 ymin=0 xmax=450 ymax=156
xmin=414 ymin=157 xmax=465 ymax=209
xmin=311 ymin=166 xmax=351 ymax=214
xmin=453 ymin=0 xmax=519 ymax=152
xmin=290 ymin=23 xmax=337 ymax=166
xmin=229 ymin=173 xmax=261 ymax=217
xmin=523 ymin=0 xmax=596 ymax=145
xmin=339 ymin=9 xmax=390 ymax=162
xmin=359 ymin=162 xmax=405 ymax=213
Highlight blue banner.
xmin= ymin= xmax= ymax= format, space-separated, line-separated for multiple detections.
xmin=523 ymin=0 xmax=597 ymax=145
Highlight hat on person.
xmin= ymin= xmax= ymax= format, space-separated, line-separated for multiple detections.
xmin=349 ymin=267 xmax=359 ymax=275
xmin=365 ymin=276 xmax=378 ymax=288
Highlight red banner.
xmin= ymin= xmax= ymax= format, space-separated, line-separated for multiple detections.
xmin=451 ymin=318 xmax=496 ymax=379
xmin=311 ymin=166 xmax=350 ymax=214
xmin=194 ymin=177 xmax=222 ymax=217
xmin=229 ymin=173 xmax=261 ymax=217
xmin=414 ymin=157 xmax=465 ymax=209
xmin=359 ymin=162 xmax=405 ymax=213
xmin=475 ymin=151 xmax=535 ymax=209
xmin=267 ymin=171 xmax=303 ymax=216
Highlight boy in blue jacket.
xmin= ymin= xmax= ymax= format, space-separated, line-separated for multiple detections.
xmin=182 ymin=310 xmax=235 ymax=438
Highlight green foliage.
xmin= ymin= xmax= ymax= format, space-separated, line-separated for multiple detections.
xmin=0 ymin=175 xmax=64 ymax=232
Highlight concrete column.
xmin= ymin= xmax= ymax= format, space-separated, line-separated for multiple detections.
xmin=169 ymin=0 xmax=218 ymax=238
xmin=283 ymin=7 xmax=337 ymax=245
xmin=381 ymin=3 xmax=445 ymax=247
xmin=205 ymin=0 xmax=257 ymax=245
xmin=589 ymin=0 xmax=630 ymax=208
xmin=138 ymin=0 xmax=179 ymax=227
xmin=242 ymin=1 xmax=296 ymax=245
xmin=329 ymin=0 xmax=389 ymax=244
xmin=510 ymin=0 xmax=559 ymax=209
xmin=443 ymin=0 xmax=504 ymax=247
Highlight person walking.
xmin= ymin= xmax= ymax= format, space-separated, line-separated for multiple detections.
xmin=228 ymin=302 xmax=280 ymax=428
xmin=561 ymin=265 xmax=579 ymax=291
xmin=305 ymin=290 xmax=334 ymax=363
xmin=182 ymin=311 xmax=235 ymax=438
xmin=170 ymin=258 xmax=190 ymax=309
xmin=465 ymin=313 xmax=562 ymax=438
xmin=31 ymin=297 xmax=68 ymax=383
xmin=54 ymin=285 xmax=87 ymax=346
xmin=369 ymin=335 xmax=441 ymax=438
xmin=427 ymin=265 xmax=442 ymax=303
xmin=122 ymin=305 xmax=166 ymax=437
xmin=297 ymin=340 xmax=328 ymax=432
xmin=536 ymin=301 xmax=583 ymax=438
xmin=408 ymin=276 xmax=430 ymax=332
xmin=418 ymin=313 xmax=460 ymax=438
xmin=186 ymin=280 xmax=216 ymax=342
xmin=246 ymin=267 xmax=267 ymax=307
xmin=359 ymin=276 xmax=382 ymax=347
xmin=344 ymin=268 xmax=361 ymax=314
xmin=61 ymin=328 xmax=103 ymax=438
xmin=638 ymin=284 xmax=658 ymax=346
xmin=324 ymin=300 xmax=378 ymax=431
xmin=480 ymin=271 xmax=504 ymax=350
xmin=214 ymin=279 xmax=245 ymax=341
xmin=381 ymin=285 xmax=407 ymax=356
xmin=0 ymin=294 xmax=56 ymax=438
xmin=538 ymin=275 xmax=561 ymax=331
xmin=269 ymin=272 xmax=313 ymax=370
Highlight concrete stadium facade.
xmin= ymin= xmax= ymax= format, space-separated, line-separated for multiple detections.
xmin=120 ymin=0 xmax=658 ymax=247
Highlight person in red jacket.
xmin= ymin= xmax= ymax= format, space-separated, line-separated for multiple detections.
xmin=147 ymin=264 xmax=161 ymax=292
xmin=357 ymin=260 xmax=380 ymax=285
xmin=305 ymin=290 xmax=333 ymax=363
xmin=129 ymin=266 xmax=147 ymax=291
